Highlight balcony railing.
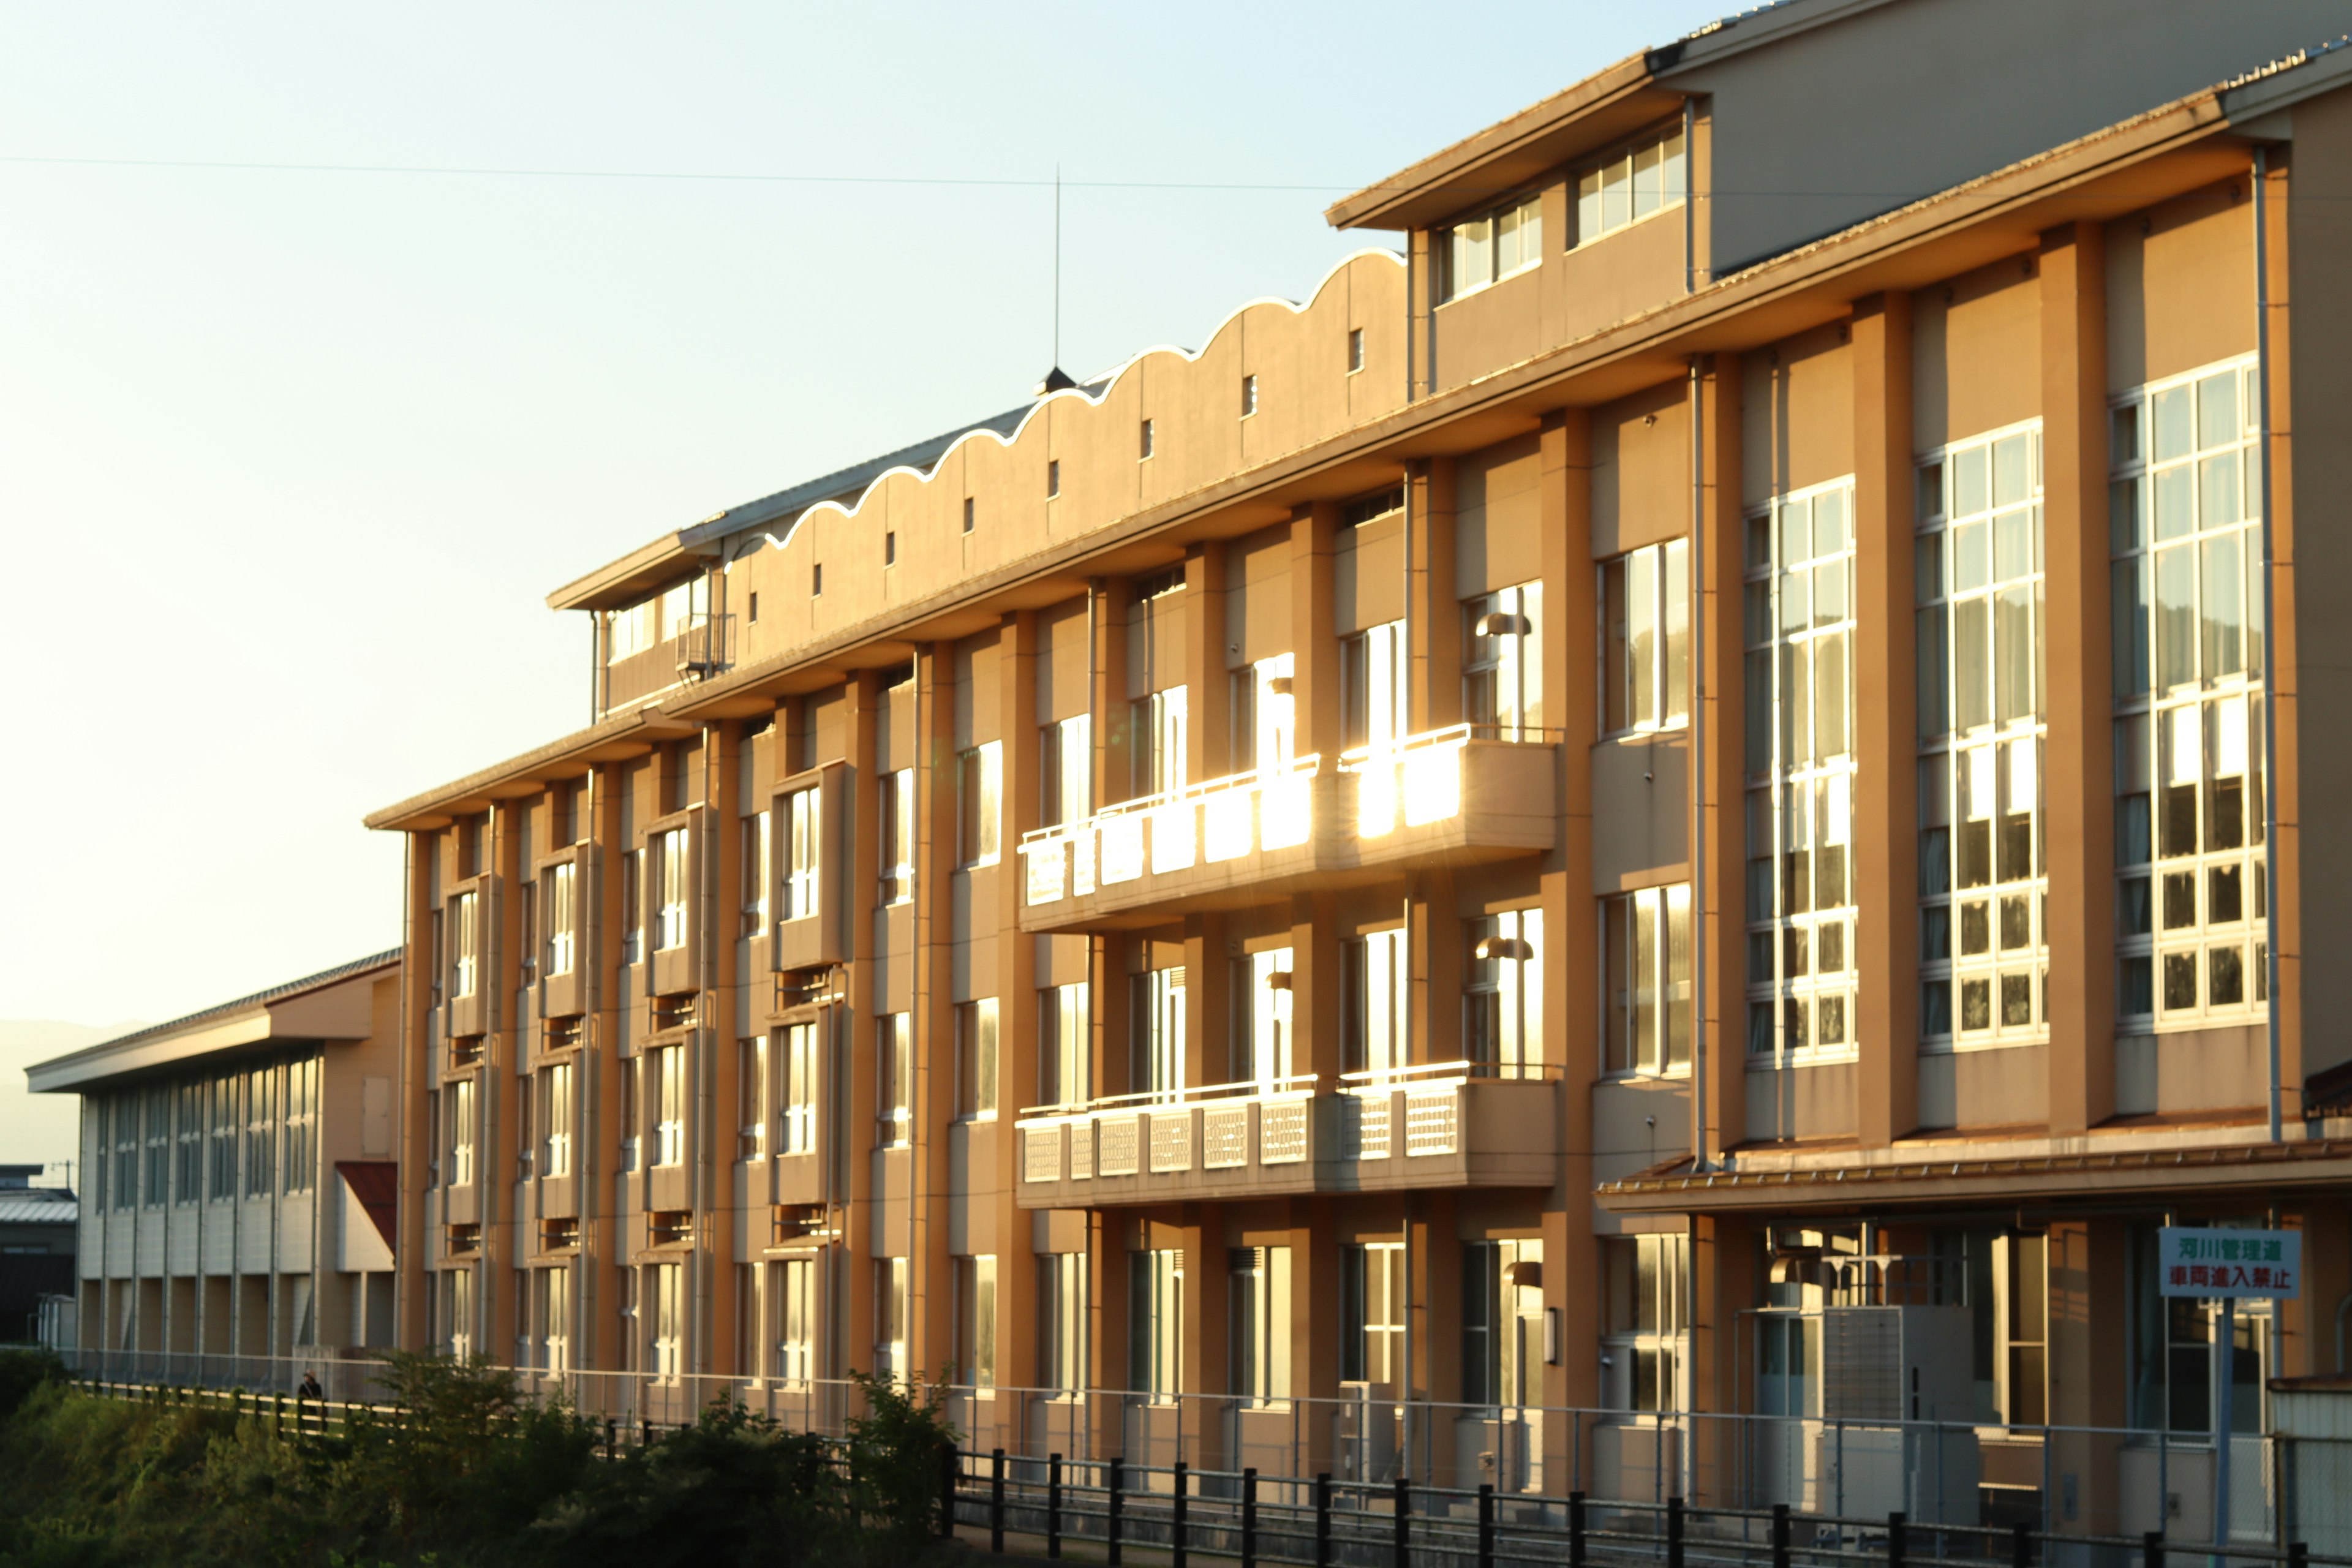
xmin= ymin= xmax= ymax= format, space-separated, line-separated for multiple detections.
xmin=1014 ymin=1060 xmax=1558 ymax=1207
xmin=1016 ymin=726 xmax=1558 ymax=931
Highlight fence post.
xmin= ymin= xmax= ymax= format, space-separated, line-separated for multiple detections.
xmin=1243 ymin=1468 xmax=1259 ymax=1568
xmin=1316 ymin=1472 xmax=1333 ymax=1568
xmin=991 ymin=1447 xmax=1007 ymax=1555
xmin=1774 ymin=1501 xmax=1792 ymax=1568
xmin=1174 ymin=1460 xmax=1189 ymax=1568
xmin=1889 ymin=1510 xmax=1907 ymax=1568
xmin=1670 ymin=1494 xmax=1686 ymax=1568
xmin=1393 ymin=1473 xmax=1411 ymax=1568
xmin=1049 ymin=1452 xmax=1064 ymax=1559
xmin=605 ymin=1417 xmax=617 ymax=1460
xmin=1108 ymin=1457 xmax=1125 ymax=1568
xmin=2144 ymin=1529 xmax=2163 ymax=1568
xmin=2289 ymin=1543 xmax=2308 ymax=1568
xmin=1570 ymin=1490 xmax=1588 ymax=1568
xmin=1478 ymin=1482 xmax=1496 ymax=1568
xmin=2012 ymin=1521 xmax=2031 ymax=1568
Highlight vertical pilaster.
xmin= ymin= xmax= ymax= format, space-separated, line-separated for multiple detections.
xmin=1185 ymin=543 xmax=1230 ymax=782
xmin=1292 ymin=501 xmax=1343 ymax=759
xmin=1409 ymin=458 xmax=1461 ymax=733
xmin=1853 ymin=293 xmax=1919 ymax=1147
xmin=398 ymin=829 xmax=435 ymax=1349
xmin=1702 ymin=353 xmax=1748 ymax=1156
xmin=2040 ymin=223 xmax=2115 ymax=1135
xmin=997 ymin=611 xmax=1041 ymax=1393
xmin=706 ymin=722 xmax=743 ymax=1374
xmin=913 ymin=644 xmax=957 ymax=1378
xmin=1182 ymin=1203 xmax=1231 ymax=1468
xmin=840 ymin=671 xmax=881 ymax=1379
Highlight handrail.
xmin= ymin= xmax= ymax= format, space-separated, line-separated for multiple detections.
xmin=1019 ymin=1073 xmax=1321 ymax=1121
xmin=1338 ymin=1058 xmax=1561 ymax=1085
xmin=1017 ymin=754 xmax=1324 ymax=848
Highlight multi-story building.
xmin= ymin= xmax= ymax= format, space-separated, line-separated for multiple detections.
xmin=29 ymin=951 xmax=403 ymax=1384
xmin=0 ymin=1166 xmax=78 ymax=1344
xmin=364 ymin=0 xmax=2352 ymax=1534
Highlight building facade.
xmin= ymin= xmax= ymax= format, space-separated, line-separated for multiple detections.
xmin=0 ymin=1166 xmax=77 ymax=1344
xmin=29 ymin=952 xmax=403 ymax=1383
xmin=364 ymin=0 xmax=2352 ymax=1535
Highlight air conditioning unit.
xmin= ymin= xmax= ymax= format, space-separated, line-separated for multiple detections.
xmin=1336 ymin=1381 xmax=1399 ymax=1483
xmin=1818 ymin=1305 xmax=1981 ymax=1525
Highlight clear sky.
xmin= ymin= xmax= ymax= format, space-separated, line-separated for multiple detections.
xmin=0 ymin=1 xmax=1729 ymax=1033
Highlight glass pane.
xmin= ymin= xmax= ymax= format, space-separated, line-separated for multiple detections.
xmin=1916 ymin=532 xmax=1943 ymax=606
xmin=2154 ymin=464 xmax=2193 ymax=541
xmin=2202 ymin=534 xmax=2243 ymax=679
xmin=2110 ymin=478 xmax=2141 ymax=554
xmin=1781 ymin=643 xmax=1812 ymax=764
xmin=1814 ymin=631 xmax=1847 ymax=758
xmin=2111 ymin=403 xmax=2140 ymax=467
xmin=1814 ymin=559 xmax=1845 ymax=628
xmin=2199 ymin=451 xmax=2242 ymax=530
xmin=1917 ymin=606 xmax=1948 ymax=739
xmin=2198 ymin=371 xmax=2239 ymax=450
xmin=2153 ymin=385 xmax=2193 ymax=462
xmin=1992 ymin=435 xmax=2029 ymax=508
xmin=1955 ymin=597 xmax=1990 ymax=731
xmin=1779 ymin=569 xmax=1810 ymax=635
xmin=2246 ymin=529 xmax=2266 ymax=676
xmin=2113 ymin=558 xmax=2150 ymax=699
xmin=1631 ymin=141 xmax=1660 ymax=219
xmin=1994 ymin=508 xmax=2032 ymax=584
xmin=2154 ymin=546 xmax=2196 ymax=690
xmin=1660 ymin=132 xmax=1686 ymax=204
xmin=1955 ymin=521 xmax=1989 ymax=592
xmin=1602 ymin=159 xmax=1631 ymax=232
xmin=1996 ymin=587 xmax=2033 ymax=725
xmin=1814 ymin=488 xmax=1848 ymax=557
xmin=1953 ymin=446 xmax=1989 ymax=517
xmin=1779 ymin=498 xmax=1811 ymax=567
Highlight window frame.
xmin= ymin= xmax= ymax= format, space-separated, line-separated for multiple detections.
xmin=1439 ymin=189 xmax=1544 ymax=304
xmin=1602 ymin=885 xmax=1693 ymax=1078
xmin=1572 ymin=123 xmax=1689 ymax=250
xmin=1600 ymin=541 xmax=1691 ymax=738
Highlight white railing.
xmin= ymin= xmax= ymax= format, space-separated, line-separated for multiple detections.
xmin=1019 ymin=756 xmax=1321 ymax=907
xmin=1338 ymin=724 xmax=1475 ymax=838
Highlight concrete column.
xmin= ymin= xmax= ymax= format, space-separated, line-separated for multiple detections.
xmin=996 ymin=611 xmax=1041 ymax=1393
xmin=913 ymin=643 xmax=957 ymax=1379
xmin=1852 ymin=293 xmax=1920 ymax=1147
xmin=2039 ymin=223 xmax=2116 ymax=1134
xmin=1291 ymin=501 xmax=1343 ymax=759
xmin=839 ymin=671 xmax=881 ymax=1380
xmin=1185 ymin=543 xmax=1231 ymax=782
xmin=587 ymin=765 xmax=625 ymax=1370
xmin=485 ymin=799 xmax=522 ymax=1365
xmin=2045 ymin=1218 xmax=2128 ymax=1536
xmin=1702 ymin=353 xmax=1748 ymax=1156
xmin=705 ymin=721 xmax=744 ymax=1374
xmin=1409 ymin=458 xmax=1461 ymax=734
xmin=1180 ymin=1203 xmax=1230 ymax=1468
xmin=398 ymin=829 xmax=435 ymax=1349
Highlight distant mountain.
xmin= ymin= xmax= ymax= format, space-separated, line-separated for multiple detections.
xmin=0 ymin=1020 xmax=143 ymax=1182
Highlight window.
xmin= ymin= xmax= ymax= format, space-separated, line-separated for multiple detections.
xmin=1231 ymin=1246 xmax=1292 ymax=1408
xmin=2110 ymin=358 xmax=2266 ymax=1025
xmin=541 ymin=1266 xmax=571 ymax=1374
xmin=143 ymin=1088 xmax=168 ymax=1207
xmin=1744 ymin=480 xmax=1858 ymax=1058
xmin=1575 ymin=124 xmax=1686 ymax=246
xmin=1464 ymin=910 xmax=1544 ymax=1077
xmin=173 ymin=1082 xmax=202 ymax=1204
xmin=741 ymin=812 xmax=770 ymax=938
xmin=1348 ymin=328 xmax=1365 ymax=374
xmin=608 ymin=598 xmax=657 ymax=663
xmin=1131 ymin=967 xmax=1186 ymax=1101
xmin=1602 ymin=1235 xmax=1687 ymax=1412
xmin=1463 ymin=1240 xmax=1545 ymax=1410
xmin=747 ymin=590 xmax=759 ymax=624
xmin=1342 ymin=622 xmax=1408 ymax=751
xmin=884 ymin=530 xmax=897 ymax=567
xmin=778 ymin=1023 xmax=818 ymax=1153
xmin=876 ymin=1257 xmax=910 ymax=1385
xmin=2128 ymin=1223 xmax=2266 ymax=1435
xmin=1341 ymin=1242 xmax=1407 ymax=1385
xmin=1040 ymin=714 xmax=1091 ymax=827
xmin=1139 ymin=418 xmax=1155 ymax=460
xmin=208 ymin=1076 xmax=238 ymax=1201
xmin=446 ymin=1267 xmax=475 ymax=1361
xmin=1047 ymin=459 xmax=1061 ymax=499
xmin=1232 ymin=654 xmax=1296 ymax=774
xmin=245 ymin=1065 xmax=277 ymax=1196
xmin=651 ymin=1261 xmax=684 ymax=1381
xmin=962 ymin=496 xmax=975 ymax=534
xmin=282 ymin=1055 xmax=316 ymax=1194
xmin=622 ymin=849 xmax=644 ymax=963
xmin=1915 ymin=424 xmax=2048 ymax=1043
xmin=878 ymin=1013 xmax=912 ymax=1146
xmin=1240 ymin=375 xmax=1258 ymax=418
xmin=957 ymin=1255 xmax=998 ymax=1390
xmin=543 ymin=1060 xmax=574 ymax=1177
xmin=547 ymin=862 xmax=576 ymax=976
xmin=447 ymin=1076 xmax=474 ymax=1188
xmin=812 ymin=561 xmax=823 ymax=596
xmin=1232 ymin=948 xmax=1295 ymax=1089
xmin=1040 ymin=982 xmax=1091 ymax=1107
xmin=654 ymin=1046 xmax=684 ymax=1168
xmin=110 ymin=1096 xmax=135 ymax=1212
xmin=1441 ymin=190 xmax=1542 ymax=301
xmin=617 ymin=1269 xmax=637 ymax=1373
xmin=1464 ymin=584 xmax=1544 ymax=739
xmin=780 ymin=785 xmax=820 ymax=919
xmin=1603 ymin=543 xmax=1691 ymax=734
xmin=878 ymin=769 xmax=914 ymax=903
xmin=738 ymin=1038 xmax=765 ymax=1159
xmin=1130 ymin=688 xmax=1188 ymax=799
xmin=957 ymin=999 xmax=999 ymax=1118
xmin=2001 ymin=1233 xmax=2047 ymax=1427
xmin=959 ymin=742 xmax=1002 ymax=866
xmin=775 ymin=1257 xmax=815 ymax=1385
xmin=655 ymin=826 xmax=690 ymax=951
xmin=450 ymin=891 xmax=478 ymax=998
xmin=1129 ymin=1250 xmax=1183 ymax=1400
xmin=1343 ymin=928 xmax=1409 ymax=1076
xmin=1604 ymin=886 xmax=1692 ymax=1075
xmin=1039 ymin=1253 xmax=1090 ymax=1396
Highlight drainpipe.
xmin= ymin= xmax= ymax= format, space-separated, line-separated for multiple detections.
xmin=1689 ymin=357 xmax=1710 ymax=1174
xmin=2253 ymin=147 xmax=2283 ymax=1144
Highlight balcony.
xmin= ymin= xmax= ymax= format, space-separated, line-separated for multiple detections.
xmin=1015 ymin=726 xmax=1558 ymax=932
xmin=1012 ymin=1062 xmax=1559 ymax=1208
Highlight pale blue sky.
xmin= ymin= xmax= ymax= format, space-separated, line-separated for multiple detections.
xmin=0 ymin=1 xmax=1728 ymax=1031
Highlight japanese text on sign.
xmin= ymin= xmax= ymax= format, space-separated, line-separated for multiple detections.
xmin=2157 ymin=1227 xmax=2301 ymax=1298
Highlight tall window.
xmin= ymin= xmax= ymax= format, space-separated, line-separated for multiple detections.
xmin=173 ymin=1083 xmax=202 ymax=1204
xmin=1230 ymin=1246 xmax=1292 ymax=1408
xmin=446 ymin=1267 xmax=474 ymax=1360
xmin=737 ymin=1038 xmax=765 ymax=1159
xmin=959 ymin=742 xmax=1002 ymax=867
xmin=650 ymin=1262 xmax=684 ymax=1381
xmin=1232 ymin=949 xmax=1295 ymax=1089
xmin=1915 ymin=424 xmax=2047 ymax=1044
xmin=653 ymin=1046 xmax=684 ymax=1168
xmin=780 ymin=785 xmax=820 ymax=919
xmin=1040 ymin=715 xmax=1092 ymax=827
xmin=1602 ymin=1234 xmax=1688 ymax=1412
xmin=208 ymin=1076 xmax=238 ymax=1201
xmin=1343 ymin=928 xmax=1409 ymax=1076
xmin=1129 ymin=1250 xmax=1183 ymax=1401
xmin=1040 ymin=1253 xmax=1090 ymax=1397
xmin=447 ymin=1077 xmax=474 ymax=1187
xmin=655 ymin=826 xmax=690 ymax=950
xmin=1441 ymin=190 xmax=1542 ymax=301
xmin=741 ymin=811 xmax=770 ymax=938
xmin=779 ymin=1023 xmax=818 ymax=1154
xmin=1464 ymin=911 xmax=1544 ymax=1077
xmin=1040 ymin=982 xmax=1091 ymax=1107
xmin=1131 ymin=967 xmax=1186 ymax=1101
xmin=547 ymin=862 xmax=576 ymax=976
xmin=621 ymin=849 xmax=643 ymax=964
xmin=543 ymin=1060 xmax=574 ymax=1177
xmin=541 ymin=1265 xmax=571 ymax=1374
xmin=1464 ymin=584 xmax=1544 ymax=739
xmin=1744 ymin=480 xmax=1858 ymax=1058
xmin=1463 ymin=1240 xmax=1545 ymax=1410
xmin=878 ymin=769 xmax=914 ymax=903
xmin=245 ymin=1065 xmax=277 ymax=1196
xmin=875 ymin=1257 xmax=910 ymax=1385
xmin=2128 ymin=1224 xmax=2266 ymax=1435
xmin=775 ymin=1257 xmax=815 ymax=1385
xmin=957 ymin=999 xmax=999 ymax=1118
xmin=1131 ymin=687 xmax=1189 ymax=798
xmin=282 ymin=1055 xmax=316 ymax=1193
xmin=1231 ymin=653 xmax=1297 ymax=774
xmin=957 ymin=1255 xmax=998 ymax=1391
xmin=450 ymin=891 xmax=478 ymax=998
xmin=1604 ymin=886 xmax=1692 ymax=1075
xmin=1575 ymin=125 xmax=1686 ymax=247
xmin=1342 ymin=623 xmax=1408 ymax=750
xmin=1603 ymin=542 xmax=1691 ymax=735
xmin=878 ymin=1014 xmax=912 ymax=1146
xmin=1341 ymin=1242 xmax=1407 ymax=1385
xmin=110 ymin=1096 xmax=135 ymax=1211
xmin=2111 ymin=357 xmax=2266 ymax=1025
xmin=142 ymin=1088 xmax=168 ymax=1207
